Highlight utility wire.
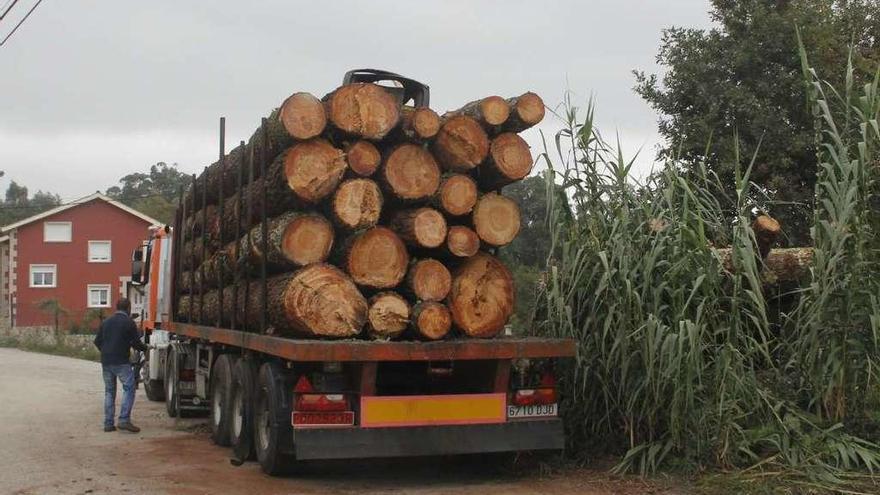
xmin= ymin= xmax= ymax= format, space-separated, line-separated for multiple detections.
xmin=0 ymin=0 xmax=41 ymax=47
xmin=0 ymin=0 xmax=18 ymax=22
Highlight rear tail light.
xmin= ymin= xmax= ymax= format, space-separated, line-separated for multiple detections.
xmin=296 ymin=393 xmax=349 ymax=412
xmin=511 ymin=388 xmax=557 ymax=406
xmin=179 ymin=368 xmax=195 ymax=381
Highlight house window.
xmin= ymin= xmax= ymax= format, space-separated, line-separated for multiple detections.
xmin=87 ymin=284 xmax=112 ymax=308
xmin=88 ymin=241 xmax=112 ymax=262
xmin=30 ymin=264 xmax=57 ymax=288
xmin=44 ymin=222 xmax=72 ymax=243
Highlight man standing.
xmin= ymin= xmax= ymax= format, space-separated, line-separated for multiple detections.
xmin=93 ymin=298 xmax=148 ymax=433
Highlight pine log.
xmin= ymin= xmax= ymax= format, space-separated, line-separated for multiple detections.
xmin=411 ymin=302 xmax=452 ymax=340
xmin=399 ymin=106 xmax=441 ymax=141
xmin=182 ymin=240 xmax=211 ymax=269
xmin=445 ymin=226 xmax=481 ymax=258
xmin=275 ymin=139 xmax=348 ymax=204
xmin=238 ymin=266 xmax=367 ymax=337
xmin=278 ymin=92 xmax=327 ymax=140
xmin=324 ymin=83 xmax=401 ymax=140
xmin=754 ymin=215 xmax=781 ymax=259
xmin=380 ymin=144 xmax=441 ymax=201
xmin=502 ymin=92 xmax=545 ymax=133
xmin=448 ymin=253 xmax=514 ymax=338
xmin=434 ymin=174 xmax=478 ymax=217
xmin=406 ymin=258 xmax=451 ymax=302
xmin=716 ymin=247 xmax=814 ymax=283
xmin=343 ymin=227 xmax=410 ymax=289
xmin=388 ymin=207 xmax=448 ymax=249
xmin=432 ymin=116 xmax=490 ymax=172
xmin=478 ymin=133 xmax=534 ymax=189
xmin=202 ymin=242 xmax=238 ymax=288
xmin=240 ymin=211 xmax=334 ymax=271
xmin=443 ymin=96 xmax=510 ymax=130
xmin=345 ymin=140 xmax=381 ymax=177
xmin=178 ymin=271 xmax=202 ymax=294
xmin=331 ymin=179 xmax=383 ymax=231
xmin=366 ymin=292 xmax=410 ymax=340
xmin=176 ymin=295 xmax=200 ymax=322
xmin=183 ymin=204 xmax=218 ymax=237
xmin=472 ymin=192 xmax=521 ymax=247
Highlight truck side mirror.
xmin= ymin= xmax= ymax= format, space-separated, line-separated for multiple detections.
xmin=131 ymin=247 xmax=147 ymax=285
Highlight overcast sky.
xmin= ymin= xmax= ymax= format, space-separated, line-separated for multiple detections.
xmin=0 ymin=1 xmax=711 ymax=201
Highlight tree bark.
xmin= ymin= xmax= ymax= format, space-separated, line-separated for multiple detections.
xmin=431 ymin=116 xmax=490 ymax=173
xmin=399 ymin=106 xmax=441 ymax=141
xmin=344 ymin=140 xmax=381 ymax=177
xmin=448 ymin=253 xmax=514 ymax=338
xmin=388 ymin=207 xmax=448 ymax=249
xmin=406 ymin=258 xmax=451 ymax=302
xmin=477 ymin=133 xmax=534 ymax=190
xmin=178 ymin=271 xmax=202 ymax=294
xmin=411 ymin=302 xmax=452 ymax=341
xmin=239 ymin=211 xmax=334 ymax=271
xmin=379 ymin=144 xmax=441 ymax=202
xmin=716 ymin=247 xmax=814 ymax=283
xmin=502 ymin=92 xmax=545 ymax=133
xmin=443 ymin=96 xmax=510 ymax=130
xmin=472 ymin=192 xmax=521 ymax=247
xmin=331 ymin=178 xmax=383 ymax=231
xmin=343 ymin=227 xmax=410 ymax=289
xmin=324 ymin=83 xmax=401 ymax=140
xmin=434 ymin=174 xmax=478 ymax=217
xmin=445 ymin=226 xmax=481 ymax=258
xmin=366 ymin=292 xmax=410 ymax=340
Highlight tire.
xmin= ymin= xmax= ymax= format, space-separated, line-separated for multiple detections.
xmin=210 ymin=354 xmax=235 ymax=446
xmin=164 ymin=345 xmax=179 ymax=418
xmin=230 ymin=357 xmax=258 ymax=462
xmin=254 ymin=361 xmax=295 ymax=475
xmin=142 ymin=353 xmax=166 ymax=402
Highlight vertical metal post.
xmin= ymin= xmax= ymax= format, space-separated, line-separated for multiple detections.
xmin=188 ymin=174 xmax=197 ymax=323
xmin=217 ymin=117 xmax=226 ymax=327
xmin=244 ymin=144 xmax=254 ymax=333
xmin=259 ymin=118 xmax=269 ymax=333
xmin=199 ymin=168 xmax=208 ymax=324
xmin=232 ymin=140 xmax=245 ymax=331
xmin=172 ymin=185 xmax=185 ymax=321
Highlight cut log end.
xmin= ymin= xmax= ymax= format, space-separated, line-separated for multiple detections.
xmin=510 ymin=92 xmax=545 ymax=128
xmin=283 ymin=139 xmax=347 ymax=204
xmin=446 ymin=226 xmax=480 ymax=258
xmin=345 ymin=140 xmax=381 ymax=177
xmin=279 ymin=92 xmax=327 ymax=140
xmin=482 ymin=133 xmax=533 ymax=188
xmin=438 ymin=174 xmax=478 ymax=216
xmin=407 ymin=258 xmax=452 ymax=302
xmin=327 ymin=83 xmax=401 ymax=140
xmin=390 ymin=208 xmax=447 ymax=249
xmin=412 ymin=302 xmax=452 ymax=341
xmin=472 ymin=193 xmax=521 ymax=247
xmin=281 ymin=214 xmax=335 ymax=266
xmin=432 ymin=116 xmax=490 ymax=172
xmin=283 ymin=264 xmax=368 ymax=338
xmin=346 ymin=227 xmax=410 ymax=289
xmin=382 ymin=144 xmax=441 ymax=201
xmin=449 ymin=253 xmax=514 ymax=338
xmin=402 ymin=107 xmax=441 ymax=140
xmin=479 ymin=96 xmax=511 ymax=126
xmin=367 ymin=292 xmax=411 ymax=339
xmin=333 ymin=179 xmax=383 ymax=230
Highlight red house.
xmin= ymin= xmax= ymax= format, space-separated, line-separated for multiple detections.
xmin=0 ymin=193 xmax=160 ymax=328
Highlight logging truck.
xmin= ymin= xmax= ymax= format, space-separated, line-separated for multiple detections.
xmin=130 ymin=70 xmax=576 ymax=476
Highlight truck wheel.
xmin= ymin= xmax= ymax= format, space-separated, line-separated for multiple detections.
xmin=210 ymin=354 xmax=235 ymax=446
xmin=165 ymin=346 xmax=179 ymax=418
xmin=230 ymin=357 xmax=258 ymax=462
xmin=254 ymin=361 xmax=296 ymax=475
xmin=142 ymin=355 xmax=165 ymax=402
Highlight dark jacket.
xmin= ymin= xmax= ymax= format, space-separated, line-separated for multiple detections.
xmin=93 ymin=311 xmax=148 ymax=366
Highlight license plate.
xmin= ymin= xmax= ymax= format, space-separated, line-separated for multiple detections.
xmin=507 ymin=403 xmax=557 ymax=419
xmin=179 ymin=381 xmax=195 ymax=392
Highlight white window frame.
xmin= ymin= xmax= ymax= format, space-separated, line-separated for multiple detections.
xmin=88 ymin=240 xmax=112 ymax=263
xmin=29 ymin=264 xmax=57 ymax=288
xmin=87 ymin=284 xmax=112 ymax=308
xmin=44 ymin=221 xmax=72 ymax=243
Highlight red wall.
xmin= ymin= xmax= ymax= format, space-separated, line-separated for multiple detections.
xmin=13 ymin=200 xmax=152 ymax=327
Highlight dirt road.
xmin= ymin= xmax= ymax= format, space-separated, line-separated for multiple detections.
xmin=0 ymin=348 xmax=681 ymax=495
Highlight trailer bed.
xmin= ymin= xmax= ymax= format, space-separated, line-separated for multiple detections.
xmin=169 ymin=322 xmax=576 ymax=362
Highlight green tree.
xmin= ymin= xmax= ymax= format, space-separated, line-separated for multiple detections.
xmin=634 ymin=0 xmax=880 ymax=245
xmin=0 ymin=181 xmax=62 ymax=227
xmin=106 ymin=162 xmax=190 ymax=224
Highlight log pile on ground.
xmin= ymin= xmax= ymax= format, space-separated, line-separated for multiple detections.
xmin=176 ymin=82 xmax=542 ymax=340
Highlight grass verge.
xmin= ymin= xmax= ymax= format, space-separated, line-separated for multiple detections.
xmin=0 ymin=335 xmax=100 ymax=362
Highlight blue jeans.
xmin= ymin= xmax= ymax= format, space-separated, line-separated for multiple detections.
xmin=102 ymin=364 xmax=136 ymax=427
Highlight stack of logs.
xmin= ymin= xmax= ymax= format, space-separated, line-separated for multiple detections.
xmin=176 ymin=84 xmax=545 ymax=340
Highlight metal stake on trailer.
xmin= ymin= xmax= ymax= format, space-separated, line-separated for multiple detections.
xmin=171 ymin=185 xmax=185 ymax=320
xmin=232 ymin=139 xmax=245 ymax=331
xmin=199 ymin=168 xmax=208 ymax=324
xmin=259 ymin=118 xmax=269 ymax=334
xmin=217 ymin=117 xmax=226 ymax=327
xmin=244 ymin=142 xmax=255 ymax=333
xmin=188 ymin=174 xmax=197 ymax=323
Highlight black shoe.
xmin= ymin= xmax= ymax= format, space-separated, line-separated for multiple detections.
xmin=104 ymin=425 xmax=116 ymax=432
xmin=117 ymin=422 xmax=141 ymax=433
